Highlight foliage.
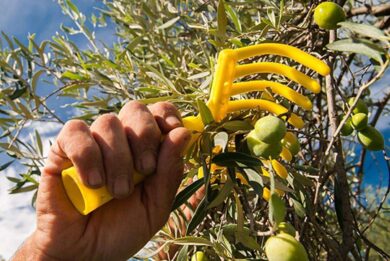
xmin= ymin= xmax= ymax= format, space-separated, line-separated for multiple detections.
xmin=0 ymin=0 xmax=389 ymax=260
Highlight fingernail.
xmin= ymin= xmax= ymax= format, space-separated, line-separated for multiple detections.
xmin=140 ymin=151 xmax=156 ymax=174
xmin=166 ymin=115 xmax=181 ymax=127
xmin=114 ymin=175 xmax=130 ymax=198
xmin=88 ymin=170 xmax=103 ymax=187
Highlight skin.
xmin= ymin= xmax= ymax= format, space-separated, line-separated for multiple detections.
xmin=12 ymin=101 xmax=191 ymax=261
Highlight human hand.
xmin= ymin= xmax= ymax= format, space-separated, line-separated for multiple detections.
xmin=13 ymin=101 xmax=190 ymax=261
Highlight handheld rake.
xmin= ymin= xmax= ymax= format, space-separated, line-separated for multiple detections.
xmin=61 ymin=43 xmax=330 ymax=215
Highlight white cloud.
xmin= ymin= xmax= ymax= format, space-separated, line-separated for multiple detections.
xmin=0 ymin=121 xmax=61 ymax=259
xmin=0 ymin=167 xmax=36 ymax=259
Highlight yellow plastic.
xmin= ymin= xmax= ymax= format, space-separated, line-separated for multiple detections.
xmin=62 ymin=43 xmax=330 ymax=215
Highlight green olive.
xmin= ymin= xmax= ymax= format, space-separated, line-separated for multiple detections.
xmin=313 ymin=2 xmax=346 ymax=30
xmin=347 ymin=98 xmax=368 ymax=115
xmin=247 ymin=131 xmax=282 ymax=159
xmin=265 ymin=233 xmax=309 ymax=261
xmin=357 ymin=126 xmax=384 ymax=151
xmin=351 ymin=113 xmax=368 ymax=131
xmin=340 ymin=116 xmax=354 ymax=136
xmin=191 ymin=251 xmax=209 ymax=261
xmin=254 ymin=115 xmax=286 ymax=143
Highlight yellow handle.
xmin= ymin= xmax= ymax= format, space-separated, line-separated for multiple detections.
xmin=61 ymin=115 xmax=204 ymax=215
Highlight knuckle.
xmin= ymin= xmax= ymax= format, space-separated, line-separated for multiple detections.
xmin=94 ymin=113 xmax=120 ymax=130
xmin=155 ymin=102 xmax=178 ymax=114
xmin=125 ymin=100 xmax=147 ymax=112
xmin=63 ymin=119 xmax=89 ymax=133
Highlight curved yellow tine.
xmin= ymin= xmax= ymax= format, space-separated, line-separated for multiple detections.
xmin=207 ymin=49 xmax=237 ymax=121
xmin=227 ymin=99 xmax=305 ymax=129
xmin=234 ymin=43 xmax=330 ymax=76
xmin=235 ymin=62 xmax=321 ymax=94
xmin=280 ymin=146 xmax=293 ymax=162
xmin=231 ymin=80 xmax=312 ymax=110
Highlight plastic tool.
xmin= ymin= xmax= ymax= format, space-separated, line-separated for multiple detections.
xmin=61 ymin=43 xmax=330 ymax=215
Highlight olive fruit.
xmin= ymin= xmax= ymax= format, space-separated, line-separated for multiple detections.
xmin=340 ymin=116 xmax=354 ymax=136
xmin=313 ymin=2 xmax=346 ymax=30
xmin=348 ymin=98 xmax=369 ymax=115
xmin=247 ymin=131 xmax=282 ymax=159
xmin=357 ymin=126 xmax=384 ymax=151
xmin=265 ymin=233 xmax=309 ymax=261
xmin=351 ymin=113 xmax=368 ymax=131
xmin=191 ymin=251 xmax=209 ymax=261
xmin=254 ymin=115 xmax=286 ymax=143
xmin=278 ymin=222 xmax=296 ymax=237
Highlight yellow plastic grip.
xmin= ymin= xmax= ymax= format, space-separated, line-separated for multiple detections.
xmin=61 ymin=115 xmax=204 ymax=215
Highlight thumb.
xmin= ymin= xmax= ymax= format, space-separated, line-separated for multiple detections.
xmin=142 ymin=127 xmax=190 ymax=231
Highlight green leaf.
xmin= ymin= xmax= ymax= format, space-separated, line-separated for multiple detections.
xmin=173 ymin=236 xmax=213 ymax=246
xmin=0 ymin=160 xmax=14 ymax=171
xmin=222 ymin=120 xmax=253 ymax=131
xmin=292 ymin=198 xmax=306 ymax=218
xmin=171 ymin=178 xmax=204 ymax=211
xmin=176 ymin=245 xmax=188 ymax=260
xmin=289 ymin=171 xmax=313 ymax=187
xmin=197 ymin=99 xmax=214 ymax=125
xmin=235 ymin=229 xmax=261 ymax=250
xmin=10 ymin=184 xmax=38 ymax=194
xmin=217 ymin=0 xmax=227 ymax=38
xmin=9 ymin=88 xmax=27 ymax=100
xmin=212 ymin=152 xmax=262 ymax=168
xmin=66 ymin=0 xmax=80 ymax=16
xmin=35 ymin=130 xmax=43 ymax=156
xmin=269 ymin=193 xmax=286 ymax=225
xmin=61 ymin=71 xmax=87 ymax=80
xmin=6 ymin=176 xmax=20 ymax=183
xmin=158 ymin=16 xmax=180 ymax=30
xmin=326 ymin=39 xmax=384 ymax=65
xmin=187 ymin=197 xmax=208 ymax=234
xmin=207 ymin=177 xmax=234 ymax=209
xmin=339 ymin=21 xmax=388 ymax=41
xmin=244 ymin=168 xmax=264 ymax=196
xmin=225 ymin=4 xmax=241 ymax=33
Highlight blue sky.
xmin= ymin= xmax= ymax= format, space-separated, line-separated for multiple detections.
xmin=0 ymin=0 xmax=388 ymax=259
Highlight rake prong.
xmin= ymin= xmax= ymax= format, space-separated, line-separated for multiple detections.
xmin=227 ymin=99 xmax=305 ymax=129
xmin=235 ymin=43 xmax=330 ymax=76
xmin=231 ymin=81 xmax=312 ymax=110
xmin=235 ymin=62 xmax=321 ymax=94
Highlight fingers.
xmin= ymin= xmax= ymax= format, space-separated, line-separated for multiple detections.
xmin=143 ymin=127 xmax=190 ymax=231
xmin=118 ymin=101 xmax=161 ymax=175
xmin=148 ymin=102 xmax=182 ymax=133
xmin=91 ymin=114 xmax=134 ymax=198
xmin=48 ymin=120 xmax=105 ymax=188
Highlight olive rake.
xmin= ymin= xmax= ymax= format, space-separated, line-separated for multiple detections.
xmin=62 ymin=43 xmax=330 ymax=215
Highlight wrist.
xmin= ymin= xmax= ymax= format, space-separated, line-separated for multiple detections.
xmin=12 ymin=232 xmax=59 ymax=261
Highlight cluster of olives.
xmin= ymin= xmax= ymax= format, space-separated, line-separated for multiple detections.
xmin=341 ymin=98 xmax=384 ymax=151
xmin=247 ymin=115 xmax=300 ymax=159
xmin=247 ymin=115 xmax=287 ymax=158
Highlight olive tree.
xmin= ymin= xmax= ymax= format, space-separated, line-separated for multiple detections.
xmin=0 ymin=0 xmax=389 ymax=260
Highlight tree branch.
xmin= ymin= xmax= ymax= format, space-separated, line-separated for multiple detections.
xmin=347 ymin=3 xmax=390 ymax=17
